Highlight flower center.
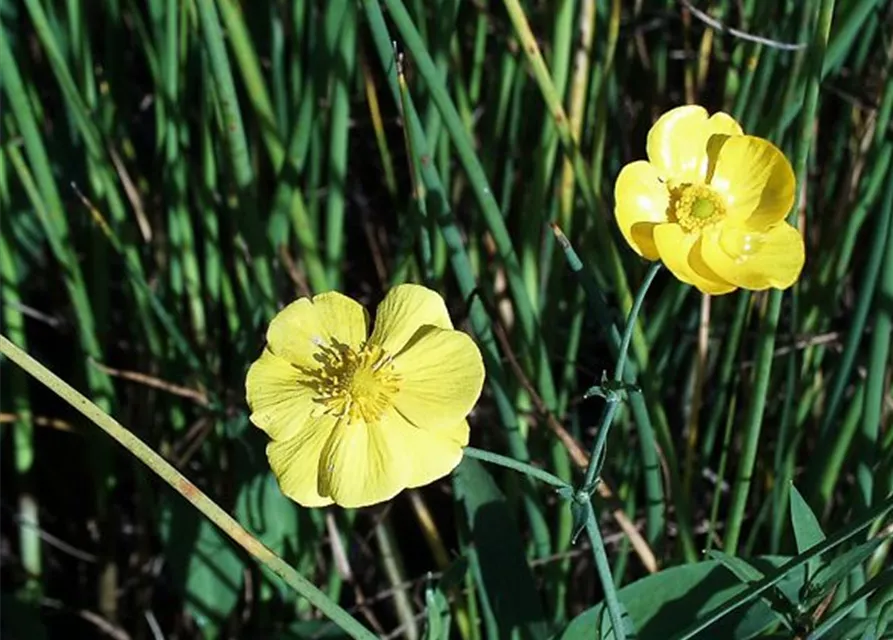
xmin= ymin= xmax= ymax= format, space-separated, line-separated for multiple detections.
xmin=301 ymin=341 xmax=401 ymax=424
xmin=669 ymin=183 xmax=726 ymax=232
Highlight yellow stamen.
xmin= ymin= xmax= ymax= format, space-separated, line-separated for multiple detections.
xmin=669 ymin=183 xmax=726 ymax=232
xmin=299 ymin=341 xmax=401 ymax=424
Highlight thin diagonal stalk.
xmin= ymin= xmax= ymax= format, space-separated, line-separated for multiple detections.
xmin=573 ymin=263 xmax=661 ymax=640
xmin=0 ymin=335 xmax=376 ymax=640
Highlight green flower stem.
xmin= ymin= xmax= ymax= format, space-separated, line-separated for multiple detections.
xmin=0 ymin=335 xmax=376 ymax=640
xmin=570 ymin=262 xmax=661 ymax=640
xmin=552 ymin=225 xmax=672 ymax=550
xmin=584 ymin=503 xmax=627 ymax=640
xmin=723 ymin=0 xmax=836 ymax=556
xmin=582 ymin=262 xmax=662 ymax=492
xmin=464 ymin=447 xmax=571 ymax=491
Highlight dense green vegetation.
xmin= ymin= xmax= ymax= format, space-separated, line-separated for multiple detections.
xmin=1 ymin=0 xmax=891 ymax=638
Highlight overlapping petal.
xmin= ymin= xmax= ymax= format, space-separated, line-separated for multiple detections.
xmin=387 ymin=413 xmax=466 ymax=489
xmin=392 ymin=326 xmax=485 ymax=432
xmin=646 ymin=105 xmax=743 ymax=183
xmin=654 ymin=223 xmax=736 ymax=295
xmin=266 ymin=292 xmax=369 ymax=365
xmin=700 ymin=222 xmax=805 ymax=290
xmin=614 ymin=160 xmax=669 ymax=259
xmin=267 ymin=415 xmax=338 ymax=507
xmin=368 ymin=284 xmax=454 ymax=354
xmin=246 ymin=349 xmax=317 ymax=441
xmin=709 ymin=136 xmax=795 ymax=230
xmin=317 ymin=417 xmax=409 ymax=508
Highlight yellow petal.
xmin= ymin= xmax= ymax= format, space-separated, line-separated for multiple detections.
xmin=390 ymin=412 xmax=466 ymax=489
xmin=710 ymin=135 xmax=795 ymax=230
xmin=647 ymin=105 xmax=743 ymax=183
xmin=267 ymin=292 xmax=369 ymax=365
xmin=654 ymin=224 xmax=737 ymax=295
xmin=700 ymin=222 xmax=805 ymax=290
xmin=368 ymin=284 xmax=453 ymax=354
xmin=392 ymin=327 xmax=485 ymax=432
xmin=318 ymin=417 xmax=409 ymax=508
xmin=613 ymin=161 xmax=669 ymax=259
xmin=246 ymin=349 xmax=318 ymax=441
xmin=266 ymin=415 xmax=337 ymax=507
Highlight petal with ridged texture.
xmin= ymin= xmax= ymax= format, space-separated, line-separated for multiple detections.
xmin=266 ymin=292 xmax=369 ymax=366
xmin=266 ymin=414 xmax=338 ymax=507
xmin=368 ymin=284 xmax=454 ymax=354
xmin=318 ymin=417 xmax=410 ymax=508
xmin=392 ymin=326 xmax=485 ymax=433
xmin=246 ymin=349 xmax=319 ymax=441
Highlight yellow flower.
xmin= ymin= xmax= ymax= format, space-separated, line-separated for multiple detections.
xmin=614 ymin=105 xmax=804 ymax=294
xmin=245 ymin=284 xmax=485 ymax=508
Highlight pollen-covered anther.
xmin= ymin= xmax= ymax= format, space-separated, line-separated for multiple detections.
xmin=304 ymin=342 xmax=401 ymax=423
xmin=670 ymin=183 xmax=727 ymax=232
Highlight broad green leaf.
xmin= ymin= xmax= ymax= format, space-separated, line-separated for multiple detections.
xmin=454 ymin=458 xmax=549 ymax=640
xmin=233 ymin=431 xmax=301 ymax=602
xmin=235 ymin=469 xmax=300 ymax=601
xmin=556 ymin=557 xmax=800 ymax=640
xmin=790 ymin=484 xmax=826 ymax=553
xmin=160 ymin=495 xmax=245 ymax=635
xmin=790 ymin=483 xmax=826 ymax=581
xmin=707 ymin=551 xmax=767 ymax=582
xmin=235 ymin=470 xmax=297 ymax=558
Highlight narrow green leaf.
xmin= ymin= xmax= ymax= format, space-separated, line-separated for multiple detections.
xmin=808 ymin=568 xmax=893 ymax=639
xmin=423 ymin=582 xmax=452 ymax=640
xmin=804 ymin=539 xmax=886 ymax=608
xmin=676 ymin=496 xmax=893 ymax=639
xmin=790 ymin=483 xmax=827 ymax=581
xmin=707 ymin=550 xmax=796 ymax=629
